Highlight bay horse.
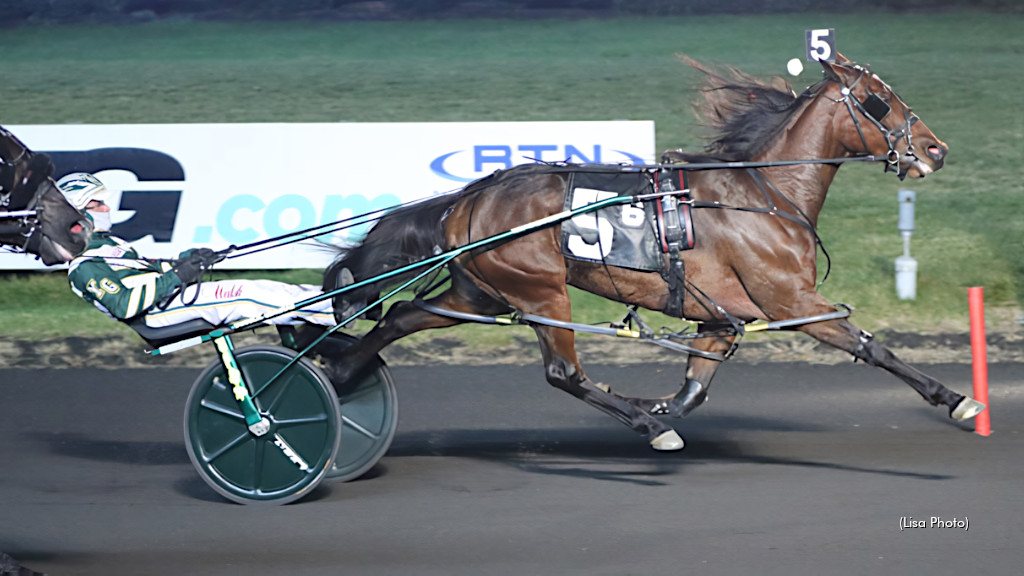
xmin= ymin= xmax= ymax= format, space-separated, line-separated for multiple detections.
xmin=0 ymin=125 xmax=92 ymax=264
xmin=323 ymin=53 xmax=984 ymax=451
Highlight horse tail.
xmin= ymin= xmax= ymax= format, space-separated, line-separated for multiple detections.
xmin=323 ymin=193 xmax=460 ymax=319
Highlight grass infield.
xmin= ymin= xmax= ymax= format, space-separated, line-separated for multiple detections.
xmin=0 ymin=11 xmax=1021 ymax=342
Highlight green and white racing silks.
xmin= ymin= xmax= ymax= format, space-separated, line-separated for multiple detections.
xmin=68 ymin=233 xmax=184 ymax=320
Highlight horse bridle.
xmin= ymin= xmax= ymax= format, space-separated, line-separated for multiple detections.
xmin=0 ymin=150 xmax=49 ymax=252
xmin=833 ymin=65 xmax=920 ymax=176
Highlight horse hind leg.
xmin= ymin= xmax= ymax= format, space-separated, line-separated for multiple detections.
xmin=322 ymin=261 xmax=515 ymax=384
xmin=801 ymin=318 xmax=985 ymax=421
xmin=322 ymin=291 xmax=472 ymax=386
xmin=532 ymin=323 xmax=685 ymax=451
xmin=614 ymin=327 xmax=736 ymax=419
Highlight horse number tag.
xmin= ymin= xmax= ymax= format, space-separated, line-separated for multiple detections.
xmin=806 ymin=28 xmax=836 ymax=62
xmin=561 ymin=178 xmax=664 ymax=272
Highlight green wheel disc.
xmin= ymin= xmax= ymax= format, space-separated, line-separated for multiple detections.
xmin=314 ymin=334 xmax=398 ymax=482
xmin=184 ymin=345 xmax=341 ymax=504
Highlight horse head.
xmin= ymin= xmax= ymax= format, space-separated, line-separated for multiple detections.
xmin=0 ymin=125 xmax=92 ymax=264
xmin=821 ymin=53 xmax=948 ymax=180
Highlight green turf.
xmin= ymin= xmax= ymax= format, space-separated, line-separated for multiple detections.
xmin=1 ymin=12 xmax=1021 ymax=340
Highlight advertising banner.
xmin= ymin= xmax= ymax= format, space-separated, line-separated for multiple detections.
xmin=2 ymin=121 xmax=654 ymax=270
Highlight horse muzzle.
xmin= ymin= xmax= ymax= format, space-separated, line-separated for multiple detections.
xmin=898 ymin=143 xmax=946 ymax=180
xmin=39 ymin=235 xmax=79 ymax=264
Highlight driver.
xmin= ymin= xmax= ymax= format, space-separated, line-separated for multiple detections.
xmin=59 ymin=172 xmax=335 ymax=329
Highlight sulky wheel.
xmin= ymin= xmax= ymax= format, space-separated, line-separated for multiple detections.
xmin=310 ymin=333 xmax=398 ymax=482
xmin=184 ymin=344 xmax=341 ymax=505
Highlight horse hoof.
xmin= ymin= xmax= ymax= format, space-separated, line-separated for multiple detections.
xmin=951 ymin=398 xmax=986 ymax=421
xmin=651 ymin=430 xmax=685 ymax=451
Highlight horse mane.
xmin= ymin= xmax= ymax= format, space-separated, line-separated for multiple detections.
xmin=672 ymin=55 xmax=829 ymax=163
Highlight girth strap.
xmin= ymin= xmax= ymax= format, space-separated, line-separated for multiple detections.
xmin=660 ymin=259 xmax=685 ymax=318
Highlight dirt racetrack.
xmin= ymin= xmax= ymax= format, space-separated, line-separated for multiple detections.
xmin=1 ymin=359 xmax=1022 ymax=576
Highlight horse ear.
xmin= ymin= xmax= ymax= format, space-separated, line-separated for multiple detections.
xmin=819 ymin=58 xmax=842 ymax=81
xmin=819 ymin=53 xmax=857 ymax=83
xmin=27 ymin=152 xmax=55 ymax=179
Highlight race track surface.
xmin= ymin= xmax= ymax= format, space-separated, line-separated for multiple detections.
xmin=2 ymin=361 xmax=1022 ymax=575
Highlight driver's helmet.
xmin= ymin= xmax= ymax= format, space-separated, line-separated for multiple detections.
xmin=56 ymin=172 xmax=109 ymax=210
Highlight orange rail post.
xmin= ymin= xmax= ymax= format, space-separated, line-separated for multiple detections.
xmin=967 ymin=286 xmax=991 ymax=436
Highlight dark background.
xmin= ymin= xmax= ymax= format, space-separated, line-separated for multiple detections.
xmin=2 ymin=0 xmax=1021 ymax=26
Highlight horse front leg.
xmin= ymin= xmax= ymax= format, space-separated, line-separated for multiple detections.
xmin=669 ymin=329 xmax=738 ymax=417
xmin=532 ymin=323 xmax=685 ymax=451
xmin=799 ymin=317 xmax=985 ymax=421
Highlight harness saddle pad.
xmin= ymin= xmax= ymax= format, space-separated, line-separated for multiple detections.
xmin=560 ymin=170 xmax=663 ymax=272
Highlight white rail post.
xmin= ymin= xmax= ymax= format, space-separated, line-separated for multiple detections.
xmin=894 ymin=189 xmax=917 ymax=300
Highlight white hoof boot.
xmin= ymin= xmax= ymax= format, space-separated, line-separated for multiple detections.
xmin=651 ymin=430 xmax=685 ymax=451
xmin=952 ymin=398 xmax=986 ymax=421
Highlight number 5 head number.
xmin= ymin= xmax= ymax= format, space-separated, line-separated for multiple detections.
xmin=806 ymin=28 xmax=836 ymax=62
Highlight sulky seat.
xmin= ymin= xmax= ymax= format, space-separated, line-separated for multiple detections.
xmin=127 ymin=317 xmax=220 ymax=349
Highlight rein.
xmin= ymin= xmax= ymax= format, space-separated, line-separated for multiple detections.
xmin=161 ymin=153 xmax=887 ymax=274
xmin=680 ymin=169 xmax=834 ymax=287
xmin=184 ymin=156 xmax=883 ymax=268
xmin=207 ymin=194 xmax=451 ymax=262
xmin=552 ymin=155 xmax=887 ymax=173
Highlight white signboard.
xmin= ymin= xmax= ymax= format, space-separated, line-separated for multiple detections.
xmin=3 ymin=121 xmax=654 ymax=270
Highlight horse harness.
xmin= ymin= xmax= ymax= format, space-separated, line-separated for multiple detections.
xmin=0 ymin=150 xmax=53 ymax=252
xmin=558 ymin=162 xmax=838 ymax=321
xmin=554 ymin=166 xmax=696 ymax=316
xmin=652 ymin=169 xmax=694 ymax=317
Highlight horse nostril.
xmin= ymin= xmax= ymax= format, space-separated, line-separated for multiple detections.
xmin=70 ymin=222 xmax=84 ymax=235
xmin=927 ymin=145 xmax=945 ymax=160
